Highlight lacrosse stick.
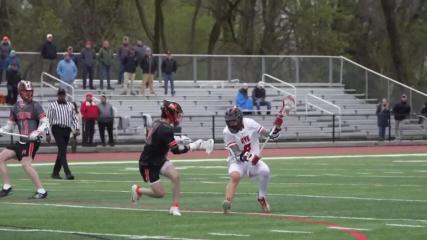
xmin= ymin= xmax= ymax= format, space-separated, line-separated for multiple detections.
xmin=0 ymin=131 xmax=43 ymax=140
xmin=260 ymin=95 xmax=296 ymax=152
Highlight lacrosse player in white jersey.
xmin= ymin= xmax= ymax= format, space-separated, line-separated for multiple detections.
xmin=222 ymin=106 xmax=281 ymax=213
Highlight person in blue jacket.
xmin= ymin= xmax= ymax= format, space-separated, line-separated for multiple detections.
xmin=235 ymin=83 xmax=253 ymax=115
xmin=56 ymin=52 xmax=77 ymax=94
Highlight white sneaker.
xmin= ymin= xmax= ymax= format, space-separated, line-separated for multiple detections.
xmin=169 ymin=206 xmax=182 ymax=216
xmin=131 ymin=184 xmax=142 ymax=203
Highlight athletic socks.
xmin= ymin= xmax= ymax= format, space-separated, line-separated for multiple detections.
xmin=258 ymin=172 xmax=270 ymax=198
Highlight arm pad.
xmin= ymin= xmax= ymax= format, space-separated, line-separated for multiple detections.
xmin=37 ymin=117 xmax=50 ymax=134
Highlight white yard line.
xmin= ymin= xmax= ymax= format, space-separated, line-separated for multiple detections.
xmin=328 ymin=226 xmax=371 ymax=231
xmin=386 ymin=224 xmax=426 ymax=228
xmin=0 ymin=227 xmax=206 ymax=240
xmin=2 ymin=202 xmax=427 ymax=224
xmin=393 ymin=160 xmax=427 ymax=163
xmin=5 ymin=152 xmax=427 ymax=167
xmin=296 ymin=175 xmax=318 ymax=177
xmin=208 ymin=232 xmax=250 ymax=237
xmin=271 ymin=229 xmax=312 ymax=234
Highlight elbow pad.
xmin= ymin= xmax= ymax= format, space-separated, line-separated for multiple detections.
xmin=37 ymin=117 xmax=50 ymax=134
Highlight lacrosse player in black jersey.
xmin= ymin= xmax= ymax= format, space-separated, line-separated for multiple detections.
xmin=131 ymin=100 xmax=214 ymax=216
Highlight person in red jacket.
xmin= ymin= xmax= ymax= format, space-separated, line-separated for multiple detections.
xmin=80 ymin=92 xmax=99 ymax=146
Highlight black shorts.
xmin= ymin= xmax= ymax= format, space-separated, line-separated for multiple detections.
xmin=6 ymin=141 xmax=40 ymax=161
xmin=139 ymin=164 xmax=162 ymax=184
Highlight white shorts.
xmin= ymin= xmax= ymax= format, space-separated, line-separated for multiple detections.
xmin=228 ymin=159 xmax=270 ymax=178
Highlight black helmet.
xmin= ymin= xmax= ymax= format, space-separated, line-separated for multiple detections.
xmin=225 ymin=107 xmax=243 ymax=133
xmin=161 ymin=100 xmax=183 ymax=126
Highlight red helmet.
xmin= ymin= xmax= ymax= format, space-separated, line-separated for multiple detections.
xmin=18 ymin=80 xmax=33 ymax=103
xmin=161 ymin=100 xmax=183 ymax=126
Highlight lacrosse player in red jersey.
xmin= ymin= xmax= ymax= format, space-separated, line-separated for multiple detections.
xmin=222 ymin=106 xmax=284 ymax=214
xmin=131 ymin=100 xmax=214 ymax=216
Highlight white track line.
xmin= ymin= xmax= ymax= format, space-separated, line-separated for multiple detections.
xmin=271 ymin=229 xmax=312 ymax=234
xmin=328 ymin=226 xmax=371 ymax=231
xmin=5 ymin=152 xmax=427 ymax=167
xmin=386 ymin=224 xmax=426 ymax=228
xmin=2 ymin=202 xmax=427 ymax=223
xmin=208 ymin=232 xmax=250 ymax=237
xmin=0 ymin=227 xmax=206 ymax=240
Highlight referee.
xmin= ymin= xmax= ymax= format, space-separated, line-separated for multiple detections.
xmin=47 ymin=88 xmax=80 ymax=180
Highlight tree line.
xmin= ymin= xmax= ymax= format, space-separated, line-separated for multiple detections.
xmin=0 ymin=0 xmax=425 ymax=90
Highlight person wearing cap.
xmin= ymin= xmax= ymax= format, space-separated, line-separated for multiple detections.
xmin=161 ymin=50 xmax=177 ymax=96
xmin=80 ymin=40 xmax=96 ymax=90
xmin=252 ymin=81 xmax=271 ymax=115
xmin=140 ymin=47 xmax=157 ymax=95
xmin=0 ymin=36 xmax=12 ymax=84
xmin=236 ymin=83 xmax=253 ymax=115
xmin=80 ymin=92 xmax=99 ymax=146
xmin=98 ymin=95 xmax=115 ymax=146
xmin=47 ymin=88 xmax=80 ymax=180
xmin=57 ymin=52 xmax=77 ymax=94
xmin=40 ymin=33 xmax=57 ymax=76
xmin=392 ymin=94 xmax=411 ymax=141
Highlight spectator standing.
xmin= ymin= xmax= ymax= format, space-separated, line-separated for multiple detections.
xmin=80 ymin=93 xmax=99 ymax=146
xmin=117 ymin=36 xmax=130 ymax=85
xmin=98 ymin=95 xmax=115 ymax=146
xmin=5 ymin=61 xmax=21 ymax=105
xmin=123 ymin=48 xmax=138 ymax=95
xmin=98 ymin=40 xmax=114 ymax=90
xmin=66 ymin=46 xmax=79 ymax=66
xmin=140 ymin=48 xmax=157 ymax=95
xmin=7 ymin=50 xmax=20 ymax=70
xmin=40 ymin=33 xmax=57 ymax=76
xmin=252 ymin=82 xmax=272 ymax=115
xmin=420 ymin=103 xmax=427 ymax=137
xmin=47 ymin=88 xmax=80 ymax=180
xmin=80 ymin=40 xmax=96 ymax=90
xmin=236 ymin=83 xmax=253 ymax=115
xmin=161 ymin=50 xmax=177 ymax=96
xmin=376 ymin=98 xmax=391 ymax=141
xmin=56 ymin=52 xmax=77 ymax=94
xmin=0 ymin=36 xmax=12 ymax=83
xmin=135 ymin=40 xmax=147 ymax=63
xmin=392 ymin=94 xmax=411 ymax=141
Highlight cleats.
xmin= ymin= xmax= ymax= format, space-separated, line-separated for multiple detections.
xmin=30 ymin=191 xmax=48 ymax=199
xmin=0 ymin=187 xmax=12 ymax=198
xmin=169 ymin=206 xmax=181 ymax=216
xmin=257 ymin=197 xmax=270 ymax=213
xmin=222 ymin=200 xmax=231 ymax=214
xmin=131 ymin=184 xmax=142 ymax=203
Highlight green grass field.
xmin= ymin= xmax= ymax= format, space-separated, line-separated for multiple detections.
xmin=0 ymin=153 xmax=427 ymax=240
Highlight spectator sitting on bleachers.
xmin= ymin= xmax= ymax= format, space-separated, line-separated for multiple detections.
xmin=236 ymin=83 xmax=253 ymax=115
xmin=252 ymin=81 xmax=271 ymax=115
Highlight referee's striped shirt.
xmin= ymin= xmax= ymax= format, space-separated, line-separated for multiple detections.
xmin=47 ymin=100 xmax=79 ymax=129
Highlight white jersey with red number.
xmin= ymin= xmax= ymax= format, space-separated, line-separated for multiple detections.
xmin=223 ymin=118 xmax=266 ymax=163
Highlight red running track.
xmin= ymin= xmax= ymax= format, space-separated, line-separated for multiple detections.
xmin=34 ymin=145 xmax=427 ymax=162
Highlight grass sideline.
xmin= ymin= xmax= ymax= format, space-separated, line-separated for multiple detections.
xmin=0 ymin=153 xmax=426 ymax=239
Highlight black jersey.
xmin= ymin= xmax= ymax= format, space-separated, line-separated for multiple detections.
xmin=140 ymin=120 xmax=177 ymax=166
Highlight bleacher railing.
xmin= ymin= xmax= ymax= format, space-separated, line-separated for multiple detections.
xmin=16 ymin=52 xmax=427 ymax=112
xmin=262 ymin=73 xmax=297 ymax=104
xmin=40 ymin=72 xmax=75 ymax=101
xmin=305 ymin=93 xmax=342 ymax=134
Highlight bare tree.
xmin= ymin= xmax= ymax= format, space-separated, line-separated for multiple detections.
xmin=135 ymin=0 xmax=154 ymax=45
xmin=189 ymin=0 xmax=202 ymax=53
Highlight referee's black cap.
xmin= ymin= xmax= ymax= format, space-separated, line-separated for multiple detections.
xmin=57 ymin=88 xmax=66 ymax=95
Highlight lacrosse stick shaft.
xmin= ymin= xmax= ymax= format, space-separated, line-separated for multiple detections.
xmin=1 ymin=132 xmax=30 ymax=138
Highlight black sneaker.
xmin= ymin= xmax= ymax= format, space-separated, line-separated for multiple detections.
xmin=29 ymin=191 xmax=48 ymax=199
xmin=0 ymin=187 xmax=12 ymax=198
xmin=65 ymin=174 xmax=75 ymax=180
xmin=51 ymin=174 xmax=62 ymax=179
